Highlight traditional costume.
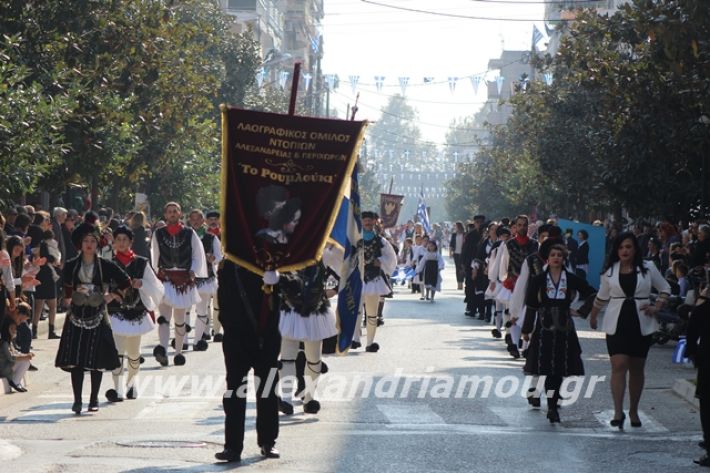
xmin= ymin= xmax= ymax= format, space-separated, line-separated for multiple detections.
xmin=193 ymin=225 xmax=223 ymax=351
xmin=56 ymin=223 xmax=131 ymax=414
xmin=356 ymin=212 xmax=397 ymax=352
xmin=105 ymin=226 xmax=164 ymax=402
xmin=522 ymin=267 xmax=595 ymax=422
xmin=277 ymin=246 xmax=340 ymax=414
xmin=492 ymin=234 xmax=538 ymax=356
xmin=151 ymin=221 xmax=207 ymax=366
xmin=415 ymin=248 xmax=444 ymax=301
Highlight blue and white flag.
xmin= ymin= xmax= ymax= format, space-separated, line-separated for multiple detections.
xmin=417 ymin=189 xmax=431 ymax=234
xmin=399 ymin=76 xmax=410 ymax=95
xmin=334 ymin=164 xmax=364 ymax=354
xmin=532 ymin=25 xmax=544 ymax=51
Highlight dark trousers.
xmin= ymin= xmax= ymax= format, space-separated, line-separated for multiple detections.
xmin=472 ymin=292 xmax=486 ymax=318
xmin=464 ymin=271 xmax=475 ymax=312
xmin=222 ymin=329 xmax=280 ymax=453
xmin=453 ymin=254 xmax=464 ymax=284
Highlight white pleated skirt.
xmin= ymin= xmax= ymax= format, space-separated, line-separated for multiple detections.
xmin=197 ymin=278 xmax=218 ymax=297
xmin=279 ymin=308 xmax=338 ymax=342
xmin=109 ymin=313 xmax=155 ymax=337
xmin=363 ymin=277 xmax=391 ymax=296
xmin=162 ymin=282 xmax=202 ymax=309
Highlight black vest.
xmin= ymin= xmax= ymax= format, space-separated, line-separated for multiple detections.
xmin=506 ymin=238 xmax=539 ymax=279
xmin=363 ymin=237 xmax=384 ymax=283
xmin=108 ymin=256 xmax=149 ymax=320
xmin=279 ymin=262 xmax=330 ymax=317
xmin=201 ymin=232 xmax=216 ymax=279
xmin=156 ymin=227 xmax=193 ymax=270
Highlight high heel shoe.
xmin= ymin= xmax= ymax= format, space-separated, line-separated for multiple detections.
xmin=88 ymin=399 xmax=99 ymax=412
xmin=610 ymin=412 xmax=626 ymax=430
xmin=8 ymin=380 xmax=27 ymax=393
xmin=547 ymin=409 xmax=561 ymax=423
xmin=629 ymin=415 xmax=642 ymax=428
xmin=71 ymin=401 xmax=82 ymax=415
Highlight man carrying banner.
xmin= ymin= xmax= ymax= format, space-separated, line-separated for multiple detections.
xmin=151 ymin=202 xmax=207 ymax=367
xmin=216 ymin=261 xmax=282 ymax=463
xmin=359 ymin=211 xmax=397 ymax=352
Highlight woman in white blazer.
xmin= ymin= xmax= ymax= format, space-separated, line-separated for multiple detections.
xmin=590 ymin=232 xmax=671 ymax=430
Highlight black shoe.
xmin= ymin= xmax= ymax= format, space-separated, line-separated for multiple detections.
xmin=213 ymin=333 xmax=224 ymax=343
xmin=194 ymin=339 xmax=208 ymax=352
xmin=694 ymin=455 xmax=710 ymax=467
xmin=491 ymin=328 xmax=502 ymax=339
xmin=610 ymin=412 xmax=625 ymax=430
xmin=509 ymin=346 xmax=521 ymax=359
xmin=350 ymin=341 xmax=361 ymax=349
xmin=7 ymin=380 xmax=27 ymax=393
xmin=153 ymin=345 xmax=168 ymax=366
xmin=278 ymin=398 xmax=294 ymax=415
xmin=215 ymin=448 xmax=241 ymax=463
xmin=126 ymin=386 xmax=137 ymax=400
xmin=260 ymin=444 xmax=280 ymax=459
xmin=28 ymin=364 xmax=38 ymax=372
xmin=527 ymin=389 xmax=541 ymax=408
xmin=419 ymin=297 xmax=425 ymax=301
xmin=547 ymin=409 xmax=560 ymax=423
xmin=304 ymin=400 xmax=321 ymax=414
xmin=629 ymin=412 xmax=642 ymax=427
xmin=700 ymin=441 xmax=706 ymax=449
xmin=477 ymin=314 xmax=485 ymax=320
xmin=504 ymin=333 xmax=512 ymax=345
xmin=465 ymin=310 xmax=473 ymax=317
xmin=48 ymin=331 xmax=61 ymax=340
xmin=72 ymin=401 xmax=82 ymax=415
xmin=377 ymin=317 xmax=384 ymax=327
xmin=174 ymin=353 xmax=186 ymax=366
xmin=202 ymin=332 xmax=211 ymax=341
xmin=88 ymin=400 xmax=99 ymax=412
xmin=365 ymin=343 xmax=380 ymax=353
xmin=105 ymin=389 xmax=123 ymax=403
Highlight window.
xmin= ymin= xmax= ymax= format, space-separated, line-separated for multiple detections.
xmin=227 ymin=0 xmax=256 ymax=10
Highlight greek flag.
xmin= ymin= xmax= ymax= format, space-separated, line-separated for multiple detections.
xmin=333 ymin=164 xmax=364 ymax=354
xmin=532 ymin=25 xmax=544 ymax=49
xmin=417 ymin=189 xmax=431 ymax=234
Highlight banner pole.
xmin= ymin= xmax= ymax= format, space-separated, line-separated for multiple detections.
xmin=288 ymin=62 xmax=302 ymax=116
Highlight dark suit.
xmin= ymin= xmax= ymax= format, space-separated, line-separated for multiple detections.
xmin=460 ymin=229 xmax=481 ymax=312
xmin=687 ymin=299 xmax=710 ymax=449
xmin=218 ymin=261 xmax=281 ymax=454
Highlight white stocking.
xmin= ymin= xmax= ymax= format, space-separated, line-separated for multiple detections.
xmin=364 ymin=295 xmax=380 ymax=346
xmin=158 ymin=303 xmax=173 ymax=349
xmin=303 ymin=340 xmax=323 ymax=403
xmin=173 ymin=308 xmax=187 ymax=355
xmin=279 ymin=338 xmax=299 ymax=401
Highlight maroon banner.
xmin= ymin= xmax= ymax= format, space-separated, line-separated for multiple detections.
xmin=379 ymin=193 xmax=404 ymax=229
xmin=220 ymin=106 xmax=366 ymax=274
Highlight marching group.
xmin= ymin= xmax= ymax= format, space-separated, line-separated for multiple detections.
xmin=0 ymin=202 xmax=402 ymax=463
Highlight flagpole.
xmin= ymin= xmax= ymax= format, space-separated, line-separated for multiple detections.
xmin=288 ymin=62 xmax=302 ymax=116
xmin=388 ymin=177 xmax=393 ymax=194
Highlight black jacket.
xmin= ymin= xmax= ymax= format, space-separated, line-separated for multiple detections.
xmin=460 ymin=229 xmax=481 ymax=268
xmin=686 ymin=299 xmax=710 ymax=368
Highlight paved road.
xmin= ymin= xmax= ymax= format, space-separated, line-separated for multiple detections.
xmin=0 ymin=259 xmax=703 ymax=472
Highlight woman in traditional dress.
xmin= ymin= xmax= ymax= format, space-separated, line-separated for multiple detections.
xmin=56 ymin=223 xmax=131 ymax=414
xmin=522 ymin=242 xmax=596 ymax=423
xmin=416 ymin=240 xmax=445 ymax=302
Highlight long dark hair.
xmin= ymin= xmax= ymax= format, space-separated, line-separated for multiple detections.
xmin=6 ymin=235 xmax=24 ymax=278
xmin=602 ymin=231 xmax=647 ymax=275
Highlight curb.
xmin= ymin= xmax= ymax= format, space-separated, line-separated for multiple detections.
xmin=672 ymin=378 xmax=699 ymax=409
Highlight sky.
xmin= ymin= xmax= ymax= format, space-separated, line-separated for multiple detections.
xmin=321 ymin=0 xmax=547 ymax=144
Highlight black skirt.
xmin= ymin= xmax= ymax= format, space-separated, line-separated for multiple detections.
xmin=524 ymin=319 xmax=584 ymax=377
xmin=34 ymin=265 xmax=58 ymax=299
xmin=423 ymin=260 xmax=439 ymax=287
xmin=606 ymin=300 xmax=653 ymax=358
xmin=55 ymin=305 xmax=120 ymax=371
